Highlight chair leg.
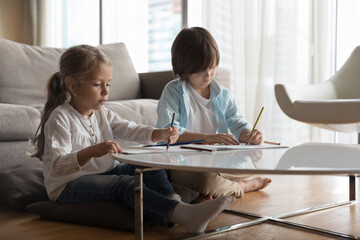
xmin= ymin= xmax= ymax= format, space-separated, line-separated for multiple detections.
xmin=358 ymin=133 xmax=360 ymax=144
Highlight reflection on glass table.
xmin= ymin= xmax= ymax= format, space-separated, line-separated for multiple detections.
xmin=145 ymin=149 xmax=264 ymax=171
xmin=276 ymin=142 xmax=360 ymax=172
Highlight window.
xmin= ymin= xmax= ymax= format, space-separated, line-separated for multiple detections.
xmin=44 ymin=0 xmax=99 ymax=48
xmin=102 ymin=0 xmax=182 ymax=72
xmin=45 ymin=0 xmax=182 ymax=73
xmin=336 ymin=0 xmax=360 ymax=70
xmin=335 ymin=0 xmax=360 ymax=143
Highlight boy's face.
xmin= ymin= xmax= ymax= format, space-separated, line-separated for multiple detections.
xmin=187 ymin=65 xmax=217 ymax=89
xmin=70 ymin=63 xmax=112 ymax=116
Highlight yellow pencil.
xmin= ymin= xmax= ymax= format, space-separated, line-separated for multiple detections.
xmin=246 ymin=107 xmax=264 ymax=145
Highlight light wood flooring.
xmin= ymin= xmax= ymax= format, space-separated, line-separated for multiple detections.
xmin=0 ymin=174 xmax=359 ymax=240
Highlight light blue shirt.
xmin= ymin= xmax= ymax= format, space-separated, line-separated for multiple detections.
xmin=156 ymin=78 xmax=251 ymax=140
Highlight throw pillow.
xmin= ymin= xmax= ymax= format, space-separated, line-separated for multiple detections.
xmin=0 ymin=39 xmax=140 ymax=106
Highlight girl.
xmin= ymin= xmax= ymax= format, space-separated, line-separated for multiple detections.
xmin=156 ymin=27 xmax=272 ymax=201
xmin=32 ymin=44 xmax=235 ymax=233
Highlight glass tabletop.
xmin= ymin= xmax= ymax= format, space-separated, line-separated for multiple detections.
xmin=112 ymin=142 xmax=360 ymax=175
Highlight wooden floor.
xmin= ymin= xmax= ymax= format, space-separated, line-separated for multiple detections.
xmin=1 ymin=175 xmax=359 ymax=240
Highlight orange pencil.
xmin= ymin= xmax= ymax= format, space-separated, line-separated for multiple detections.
xmin=264 ymin=140 xmax=281 ymax=145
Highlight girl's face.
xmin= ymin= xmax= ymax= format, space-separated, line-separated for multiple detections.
xmin=70 ymin=63 xmax=112 ymax=116
xmin=187 ymin=65 xmax=217 ymax=90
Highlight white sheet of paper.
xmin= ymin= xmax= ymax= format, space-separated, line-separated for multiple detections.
xmin=121 ymin=146 xmax=196 ymax=154
xmin=181 ymin=143 xmax=288 ymax=152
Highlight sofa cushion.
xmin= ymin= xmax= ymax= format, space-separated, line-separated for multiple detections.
xmin=0 ymin=141 xmax=36 ymax=167
xmin=0 ymin=38 xmax=140 ymax=106
xmin=27 ymin=182 xmax=199 ymax=232
xmin=98 ymin=43 xmax=141 ymax=101
xmin=106 ymin=99 xmax=158 ymax=126
xmin=26 ymin=183 xmax=198 ymax=231
xmin=106 ymin=99 xmax=158 ymax=147
xmin=0 ymin=38 xmax=64 ymax=106
xmin=0 ymin=104 xmax=41 ymax=141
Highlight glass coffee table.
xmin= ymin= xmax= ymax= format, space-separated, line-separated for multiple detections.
xmin=112 ymin=142 xmax=360 ymax=240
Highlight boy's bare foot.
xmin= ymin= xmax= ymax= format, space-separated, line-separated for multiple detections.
xmin=169 ymin=196 xmax=235 ymax=233
xmin=190 ymin=194 xmax=213 ymax=204
xmin=237 ymin=177 xmax=272 ymax=193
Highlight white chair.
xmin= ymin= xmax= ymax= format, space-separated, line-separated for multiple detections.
xmin=275 ymin=46 xmax=360 ymax=142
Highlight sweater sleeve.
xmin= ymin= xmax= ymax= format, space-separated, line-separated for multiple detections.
xmin=43 ymin=112 xmax=81 ymax=176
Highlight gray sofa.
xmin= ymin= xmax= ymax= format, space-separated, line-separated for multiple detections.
xmin=0 ymin=38 xmax=230 ymax=231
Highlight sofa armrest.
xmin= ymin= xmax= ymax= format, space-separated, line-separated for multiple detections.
xmin=139 ymin=71 xmax=175 ymax=99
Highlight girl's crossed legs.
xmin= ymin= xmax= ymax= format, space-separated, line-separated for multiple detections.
xmin=58 ymin=163 xmax=235 ymax=233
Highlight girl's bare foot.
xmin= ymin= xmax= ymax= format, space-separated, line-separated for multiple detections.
xmin=237 ymin=177 xmax=272 ymax=193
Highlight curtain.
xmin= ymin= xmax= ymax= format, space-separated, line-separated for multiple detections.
xmin=22 ymin=0 xmax=47 ymax=46
xmin=189 ymin=0 xmax=336 ymax=143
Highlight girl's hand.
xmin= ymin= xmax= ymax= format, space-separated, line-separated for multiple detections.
xmin=91 ymin=140 xmax=123 ymax=158
xmin=204 ymin=133 xmax=239 ymax=145
xmin=152 ymin=127 xmax=179 ymax=144
xmin=239 ymin=129 xmax=263 ymax=145
xmin=77 ymin=140 xmax=123 ymax=166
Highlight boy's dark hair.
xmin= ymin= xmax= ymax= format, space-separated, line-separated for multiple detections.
xmin=171 ymin=27 xmax=220 ymax=80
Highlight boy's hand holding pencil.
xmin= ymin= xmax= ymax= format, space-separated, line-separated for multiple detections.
xmin=240 ymin=128 xmax=263 ymax=145
xmin=240 ymin=107 xmax=264 ymax=145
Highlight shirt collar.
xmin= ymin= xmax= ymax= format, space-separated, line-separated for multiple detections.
xmin=64 ymin=99 xmax=95 ymax=121
xmin=177 ymin=78 xmax=221 ymax=96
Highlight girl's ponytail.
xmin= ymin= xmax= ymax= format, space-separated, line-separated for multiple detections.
xmin=31 ymin=72 xmax=68 ymax=160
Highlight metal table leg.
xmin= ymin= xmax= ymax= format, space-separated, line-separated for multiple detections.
xmin=134 ymin=167 xmax=161 ymax=240
xmin=134 ymin=168 xmax=144 ymax=240
xmin=350 ymin=175 xmax=356 ymax=201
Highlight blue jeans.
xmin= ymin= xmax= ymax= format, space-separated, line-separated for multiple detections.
xmin=57 ymin=163 xmax=179 ymax=228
